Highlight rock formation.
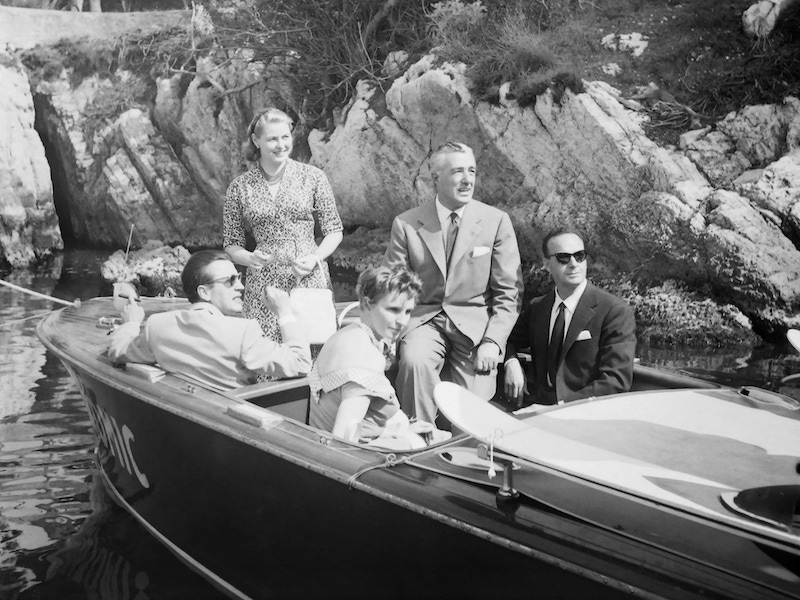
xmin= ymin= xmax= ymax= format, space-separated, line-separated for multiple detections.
xmin=0 ymin=48 xmax=62 ymax=267
xmin=27 ymin=44 xmax=289 ymax=251
xmin=2 ymin=7 xmax=800 ymax=339
xmin=742 ymin=0 xmax=800 ymax=38
xmin=310 ymin=57 xmax=800 ymax=333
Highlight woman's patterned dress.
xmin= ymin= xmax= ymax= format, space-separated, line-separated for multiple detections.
xmin=223 ymin=159 xmax=343 ymax=345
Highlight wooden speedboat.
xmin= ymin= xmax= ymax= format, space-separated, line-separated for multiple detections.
xmin=37 ymin=297 xmax=800 ymax=600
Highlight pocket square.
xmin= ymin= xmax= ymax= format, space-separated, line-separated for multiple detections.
xmin=576 ymin=330 xmax=592 ymax=341
xmin=472 ymin=246 xmax=491 ymax=257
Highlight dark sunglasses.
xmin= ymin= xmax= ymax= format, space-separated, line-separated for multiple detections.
xmin=548 ymin=250 xmax=587 ymax=265
xmin=201 ymin=272 xmax=242 ymax=288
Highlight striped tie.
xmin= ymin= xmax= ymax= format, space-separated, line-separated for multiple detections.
xmin=445 ymin=212 xmax=459 ymax=270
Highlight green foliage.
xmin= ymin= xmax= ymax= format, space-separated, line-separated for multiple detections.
xmin=21 ymin=25 xmax=194 ymax=83
xmin=203 ymin=0 xmax=431 ymax=129
xmin=427 ymin=0 xmax=487 ymax=42
xmin=81 ymin=76 xmax=153 ymax=140
xmin=429 ymin=2 xmax=583 ymax=105
xmin=611 ymin=279 xmax=759 ymax=348
xmin=28 ymin=0 xmax=798 ymax=142
xmin=21 ymin=31 xmax=186 ymax=143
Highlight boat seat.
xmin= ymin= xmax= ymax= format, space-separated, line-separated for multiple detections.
xmin=229 ymin=377 xmax=312 ymax=424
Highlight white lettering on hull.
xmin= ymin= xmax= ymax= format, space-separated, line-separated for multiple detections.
xmin=68 ymin=367 xmax=150 ymax=490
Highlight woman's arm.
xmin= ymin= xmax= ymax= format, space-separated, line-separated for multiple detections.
xmin=313 ymin=230 xmax=343 ymax=261
xmin=226 ymin=245 xmax=272 ymax=269
xmin=293 ymin=166 xmax=344 ymax=277
xmin=332 ymin=394 xmax=371 ymax=442
xmin=292 ymin=231 xmax=343 ymax=277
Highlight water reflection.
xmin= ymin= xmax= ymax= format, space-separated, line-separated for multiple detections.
xmin=638 ymin=342 xmax=800 ymax=397
xmin=11 ymin=476 xmax=224 ymax=600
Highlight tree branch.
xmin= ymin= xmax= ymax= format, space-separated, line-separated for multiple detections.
xmin=362 ymin=0 xmax=398 ymax=43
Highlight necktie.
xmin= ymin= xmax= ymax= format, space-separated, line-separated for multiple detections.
xmin=445 ymin=212 xmax=459 ymax=269
xmin=547 ymin=302 xmax=566 ymax=388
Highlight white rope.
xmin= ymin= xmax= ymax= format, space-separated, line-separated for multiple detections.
xmin=0 ymin=312 xmax=53 ymax=328
xmin=0 ymin=278 xmax=79 ymax=307
xmin=486 ymin=428 xmax=504 ymax=479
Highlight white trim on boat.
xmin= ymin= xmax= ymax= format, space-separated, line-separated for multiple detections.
xmin=95 ymin=461 xmax=253 ymax=600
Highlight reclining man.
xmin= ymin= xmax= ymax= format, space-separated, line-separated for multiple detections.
xmin=108 ymin=249 xmax=311 ymax=389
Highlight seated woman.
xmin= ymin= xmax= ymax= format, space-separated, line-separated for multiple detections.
xmin=309 ymin=265 xmax=440 ymax=448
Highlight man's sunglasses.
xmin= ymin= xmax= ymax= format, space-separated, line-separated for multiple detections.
xmin=548 ymin=251 xmax=587 ymax=265
xmin=201 ymin=272 xmax=242 ymax=287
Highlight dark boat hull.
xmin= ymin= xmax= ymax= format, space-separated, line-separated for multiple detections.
xmin=68 ymin=362 xmax=632 ymax=600
xmin=38 ymin=298 xmax=800 ymax=600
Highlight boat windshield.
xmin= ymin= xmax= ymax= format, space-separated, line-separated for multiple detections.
xmin=721 ymin=485 xmax=800 ymax=534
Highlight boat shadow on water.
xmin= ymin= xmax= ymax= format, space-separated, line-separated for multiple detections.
xmin=11 ymin=476 xmax=226 ymax=600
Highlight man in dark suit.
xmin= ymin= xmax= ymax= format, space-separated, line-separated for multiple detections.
xmin=382 ymin=142 xmax=522 ymax=427
xmin=504 ymin=229 xmax=636 ymax=406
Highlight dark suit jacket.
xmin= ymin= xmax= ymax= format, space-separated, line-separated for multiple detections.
xmin=382 ymin=199 xmax=522 ymax=349
xmin=506 ymin=283 xmax=636 ymax=404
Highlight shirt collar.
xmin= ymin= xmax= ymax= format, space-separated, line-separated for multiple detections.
xmin=555 ymin=279 xmax=588 ymax=315
xmin=356 ymin=321 xmax=395 ymax=360
xmin=435 ymin=196 xmax=468 ymax=225
xmin=190 ymin=301 xmax=224 ymax=316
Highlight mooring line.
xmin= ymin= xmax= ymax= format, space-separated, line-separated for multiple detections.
xmin=0 ymin=278 xmax=80 ymax=307
xmin=0 ymin=312 xmax=54 ymax=328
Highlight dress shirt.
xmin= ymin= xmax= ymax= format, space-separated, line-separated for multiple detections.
xmin=435 ymin=197 xmax=468 ymax=249
xmin=550 ymin=280 xmax=588 ymax=343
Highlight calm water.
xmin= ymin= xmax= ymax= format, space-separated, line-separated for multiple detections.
xmin=1 ymin=248 xmax=799 ymax=600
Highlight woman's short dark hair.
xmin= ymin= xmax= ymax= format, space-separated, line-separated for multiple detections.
xmin=356 ymin=265 xmax=423 ymax=306
xmin=242 ymin=107 xmax=294 ymax=162
xmin=182 ymin=249 xmax=231 ymax=303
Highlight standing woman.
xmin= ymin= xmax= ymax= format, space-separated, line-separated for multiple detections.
xmin=224 ymin=108 xmax=343 ymax=346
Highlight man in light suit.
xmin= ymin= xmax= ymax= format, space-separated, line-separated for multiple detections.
xmin=108 ymin=249 xmax=311 ymax=389
xmin=382 ymin=142 xmax=523 ymax=426
xmin=504 ymin=229 xmax=636 ymax=406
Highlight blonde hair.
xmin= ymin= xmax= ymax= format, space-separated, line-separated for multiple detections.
xmin=242 ymin=108 xmax=294 ymax=162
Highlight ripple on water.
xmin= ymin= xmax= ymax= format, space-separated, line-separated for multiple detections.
xmin=1 ymin=301 xmax=96 ymax=593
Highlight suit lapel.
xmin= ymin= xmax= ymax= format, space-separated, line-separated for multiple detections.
xmin=562 ymin=284 xmax=597 ymax=357
xmin=533 ymin=292 xmax=555 ymax=384
xmin=449 ymin=201 xmax=482 ymax=269
xmin=415 ymin=201 xmax=447 ymax=275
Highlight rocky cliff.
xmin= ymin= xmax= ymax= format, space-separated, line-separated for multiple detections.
xmin=2 ymin=6 xmax=800 ymax=339
xmin=310 ymin=56 xmax=800 ymax=334
xmin=0 ymin=48 xmax=62 ymax=268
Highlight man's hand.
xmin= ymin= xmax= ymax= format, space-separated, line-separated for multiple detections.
xmin=120 ymin=294 xmax=145 ymax=325
xmin=291 ymin=255 xmax=319 ymax=278
xmin=263 ymin=286 xmax=293 ymax=320
xmin=503 ymin=357 xmax=528 ymax=407
xmin=474 ymin=340 xmax=500 ymax=375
